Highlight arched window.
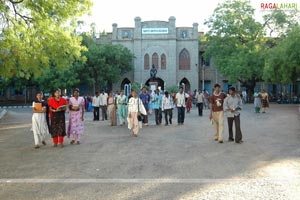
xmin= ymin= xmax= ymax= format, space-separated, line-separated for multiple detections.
xmin=144 ymin=54 xmax=149 ymax=70
xmin=179 ymin=49 xmax=190 ymax=70
xmin=161 ymin=54 xmax=166 ymax=70
xmin=152 ymin=53 xmax=159 ymax=69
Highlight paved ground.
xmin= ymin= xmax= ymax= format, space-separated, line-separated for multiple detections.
xmin=0 ymin=104 xmax=299 ymax=200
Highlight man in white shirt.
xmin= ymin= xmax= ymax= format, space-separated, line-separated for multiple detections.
xmin=99 ymin=89 xmax=108 ymax=121
xmin=92 ymin=92 xmax=100 ymax=121
xmin=161 ymin=91 xmax=174 ymax=125
xmin=175 ymin=86 xmax=189 ymax=125
xmin=195 ymin=89 xmax=204 ymax=116
xmin=224 ymin=86 xmax=243 ymax=144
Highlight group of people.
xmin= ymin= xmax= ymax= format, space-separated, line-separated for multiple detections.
xmin=32 ymin=88 xmax=84 ymax=149
xmin=31 ymin=84 xmax=247 ymax=149
xmin=254 ymin=89 xmax=270 ymax=113
xmin=90 ymin=87 xmax=175 ymax=136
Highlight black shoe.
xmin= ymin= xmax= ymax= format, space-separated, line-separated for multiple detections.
xmin=236 ymin=140 xmax=244 ymax=144
xmin=219 ymin=141 xmax=223 ymax=143
xmin=228 ymin=138 xmax=234 ymax=142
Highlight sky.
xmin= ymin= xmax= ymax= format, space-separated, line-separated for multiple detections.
xmin=80 ymin=0 xmax=299 ymax=33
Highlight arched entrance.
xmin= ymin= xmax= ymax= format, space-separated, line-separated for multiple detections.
xmin=120 ymin=78 xmax=131 ymax=90
xmin=179 ymin=78 xmax=191 ymax=92
xmin=120 ymin=78 xmax=131 ymax=96
xmin=145 ymin=77 xmax=165 ymax=91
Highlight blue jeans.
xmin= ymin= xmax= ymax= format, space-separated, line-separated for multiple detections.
xmin=177 ymin=107 xmax=185 ymax=124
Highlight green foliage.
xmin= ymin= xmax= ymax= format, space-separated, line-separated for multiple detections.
xmin=204 ymin=0 xmax=300 ymax=91
xmin=0 ymin=0 xmax=92 ymax=79
xmin=130 ymin=82 xmax=142 ymax=94
xmin=204 ymin=0 xmax=265 ymax=86
xmin=35 ymin=64 xmax=81 ymax=93
xmin=80 ymin=34 xmax=135 ymax=91
xmin=166 ymin=85 xmax=178 ymax=94
xmin=263 ymin=24 xmax=300 ymax=84
xmin=262 ymin=10 xmax=299 ymax=37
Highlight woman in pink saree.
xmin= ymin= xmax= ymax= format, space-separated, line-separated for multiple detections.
xmin=68 ymin=88 xmax=85 ymax=145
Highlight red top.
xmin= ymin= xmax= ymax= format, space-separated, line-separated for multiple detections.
xmin=48 ymin=97 xmax=67 ymax=120
xmin=48 ymin=97 xmax=67 ymax=109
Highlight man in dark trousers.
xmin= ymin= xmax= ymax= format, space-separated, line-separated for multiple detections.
xmin=92 ymin=92 xmax=100 ymax=121
xmin=175 ymin=86 xmax=189 ymax=125
xmin=223 ymin=86 xmax=244 ymax=144
xmin=195 ymin=89 xmax=204 ymax=116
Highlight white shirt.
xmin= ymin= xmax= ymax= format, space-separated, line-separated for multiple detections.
xmin=100 ymin=93 xmax=108 ymax=106
xmin=195 ymin=92 xmax=204 ymax=103
xmin=223 ymin=94 xmax=243 ymax=117
xmin=92 ymin=95 xmax=100 ymax=107
xmin=127 ymin=97 xmax=147 ymax=115
xmin=175 ymin=92 xmax=189 ymax=107
xmin=162 ymin=95 xmax=174 ymax=110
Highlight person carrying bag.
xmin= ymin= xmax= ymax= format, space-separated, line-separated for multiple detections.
xmin=127 ymin=90 xmax=147 ymax=137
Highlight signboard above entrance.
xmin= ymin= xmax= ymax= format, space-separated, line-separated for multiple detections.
xmin=142 ymin=28 xmax=168 ymax=34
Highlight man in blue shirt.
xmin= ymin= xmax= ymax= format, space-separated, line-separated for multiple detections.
xmin=152 ymin=89 xmax=163 ymax=125
xmin=139 ymin=87 xmax=151 ymax=126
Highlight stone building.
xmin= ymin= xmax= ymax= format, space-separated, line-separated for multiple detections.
xmin=109 ymin=16 xmax=199 ymax=92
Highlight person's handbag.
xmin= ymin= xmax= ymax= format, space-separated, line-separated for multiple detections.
xmin=137 ymin=98 xmax=143 ymax=129
xmin=137 ymin=115 xmax=142 ymax=121
xmin=137 ymin=98 xmax=142 ymax=121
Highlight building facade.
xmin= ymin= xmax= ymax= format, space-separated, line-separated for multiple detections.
xmin=110 ymin=16 xmax=199 ymax=92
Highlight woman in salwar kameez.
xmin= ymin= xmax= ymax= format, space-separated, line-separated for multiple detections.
xmin=68 ymin=88 xmax=85 ymax=145
xmin=117 ymin=90 xmax=127 ymax=126
xmin=48 ymin=88 xmax=67 ymax=148
xmin=254 ymin=91 xmax=262 ymax=113
xmin=32 ymin=92 xmax=49 ymax=149
xmin=107 ymin=91 xmax=117 ymax=126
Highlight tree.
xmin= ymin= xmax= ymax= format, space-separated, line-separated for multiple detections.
xmin=34 ymin=64 xmax=81 ymax=93
xmin=130 ymin=82 xmax=142 ymax=94
xmin=204 ymin=0 xmax=265 ymax=97
xmin=0 ymin=0 xmax=92 ymax=79
xmin=263 ymin=24 xmax=300 ymax=84
xmin=166 ymin=85 xmax=179 ymax=94
xmin=80 ymin=34 xmax=135 ymax=91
